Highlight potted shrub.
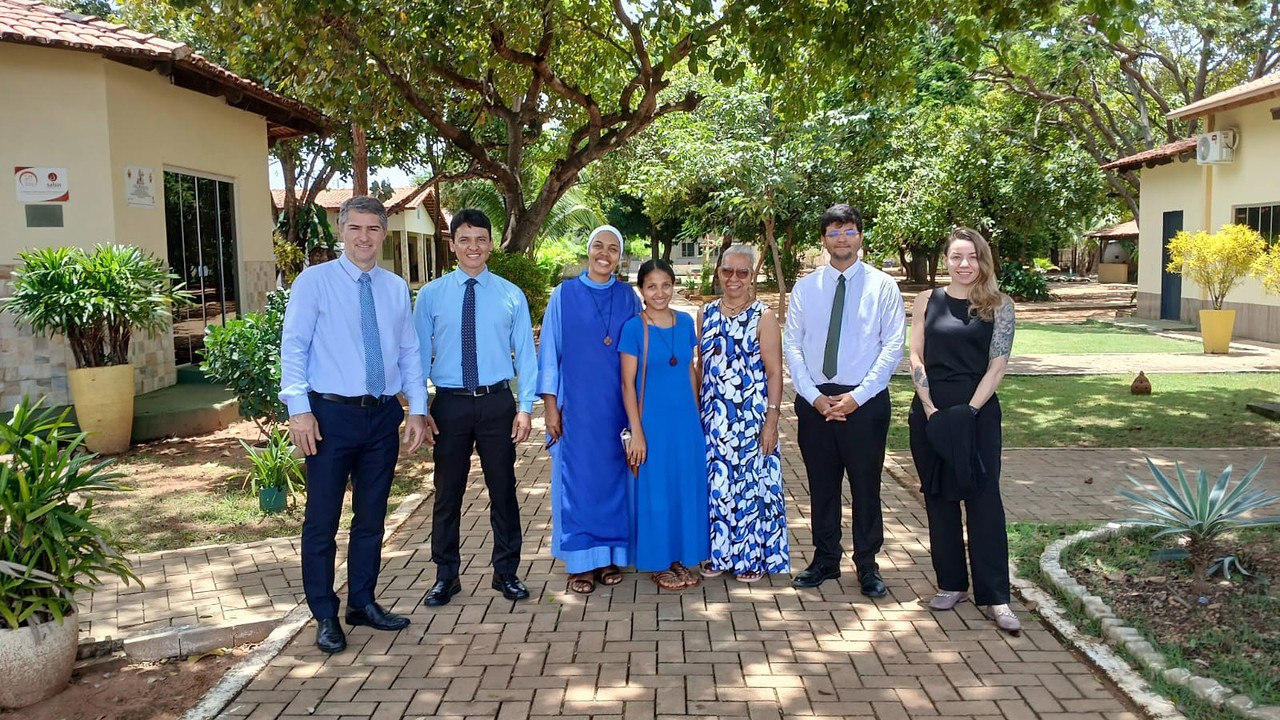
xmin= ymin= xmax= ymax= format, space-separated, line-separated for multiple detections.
xmin=240 ymin=428 xmax=305 ymax=513
xmin=5 ymin=245 xmax=192 ymax=453
xmin=1165 ymin=224 xmax=1266 ymax=353
xmin=0 ymin=397 xmax=139 ymax=708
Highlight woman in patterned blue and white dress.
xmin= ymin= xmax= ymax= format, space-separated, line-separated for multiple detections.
xmin=697 ymin=244 xmax=790 ymax=582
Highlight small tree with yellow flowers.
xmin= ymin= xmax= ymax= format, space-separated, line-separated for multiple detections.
xmin=1166 ymin=224 xmax=1267 ymax=310
xmin=1251 ymin=234 xmax=1280 ymax=297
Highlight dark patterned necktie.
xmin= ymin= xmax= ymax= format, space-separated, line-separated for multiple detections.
xmin=823 ymin=274 xmax=846 ymax=379
xmin=462 ymin=278 xmax=479 ymax=391
xmin=359 ymin=273 xmax=385 ymax=397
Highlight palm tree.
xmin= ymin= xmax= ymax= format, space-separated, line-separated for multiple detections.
xmin=442 ymin=179 xmax=604 ymax=252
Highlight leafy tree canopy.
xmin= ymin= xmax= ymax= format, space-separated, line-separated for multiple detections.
xmin=160 ymin=0 xmax=1132 ymax=252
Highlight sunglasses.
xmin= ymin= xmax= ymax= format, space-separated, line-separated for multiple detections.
xmin=718 ymin=267 xmax=752 ymax=279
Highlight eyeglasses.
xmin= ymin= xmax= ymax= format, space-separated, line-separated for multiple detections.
xmin=719 ymin=267 xmax=752 ymax=279
xmin=825 ymin=229 xmax=861 ymax=239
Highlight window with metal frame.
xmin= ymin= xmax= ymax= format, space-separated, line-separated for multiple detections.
xmin=1234 ymin=203 xmax=1280 ymax=243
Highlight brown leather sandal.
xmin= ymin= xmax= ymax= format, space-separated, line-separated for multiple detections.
xmin=566 ymin=571 xmax=596 ymax=594
xmin=651 ymin=567 xmax=684 ymax=591
xmin=595 ymin=564 xmax=624 ymax=586
xmin=673 ymin=563 xmax=701 ymax=589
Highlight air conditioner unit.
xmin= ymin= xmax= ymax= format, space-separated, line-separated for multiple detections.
xmin=1196 ymin=129 xmax=1237 ymax=164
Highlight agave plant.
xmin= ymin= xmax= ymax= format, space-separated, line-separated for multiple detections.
xmin=1119 ymin=457 xmax=1280 ymax=592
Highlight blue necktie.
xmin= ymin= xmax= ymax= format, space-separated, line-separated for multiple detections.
xmin=358 ymin=273 xmax=385 ymax=397
xmin=462 ymin=278 xmax=479 ymax=391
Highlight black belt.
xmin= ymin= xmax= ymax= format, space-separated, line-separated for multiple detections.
xmin=817 ymin=383 xmax=858 ymax=395
xmin=310 ymin=391 xmax=395 ymax=408
xmin=437 ymin=380 xmax=509 ymax=397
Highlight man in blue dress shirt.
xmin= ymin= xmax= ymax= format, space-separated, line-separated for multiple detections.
xmin=414 ymin=208 xmax=538 ymax=605
xmin=280 ymin=195 xmax=428 ymax=654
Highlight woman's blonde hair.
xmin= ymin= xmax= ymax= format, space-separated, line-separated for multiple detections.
xmin=946 ymin=227 xmax=1005 ymax=322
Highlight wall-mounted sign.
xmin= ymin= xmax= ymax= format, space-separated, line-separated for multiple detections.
xmin=14 ymin=166 xmax=69 ymax=203
xmin=125 ymin=165 xmax=156 ymax=208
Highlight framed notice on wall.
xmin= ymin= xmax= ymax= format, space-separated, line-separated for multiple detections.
xmin=125 ymin=165 xmax=156 ymax=208
xmin=14 ymin=166 xmax=69 ymax=202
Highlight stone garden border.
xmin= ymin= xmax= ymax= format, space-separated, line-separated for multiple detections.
xmin=1039 ymin=522 xmax=1280 ymax=720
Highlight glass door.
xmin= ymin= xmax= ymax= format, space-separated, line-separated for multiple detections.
xmin=164 ymin=171 xmax=239 ymax=366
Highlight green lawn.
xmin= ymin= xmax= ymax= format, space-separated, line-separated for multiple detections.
xmin=1012 ymin=322 xmax=1201 ymax=354
xmin=886 ymin=373 xmax=1280 ymax=449
xmin=904 ymin=321 xmax=1199 ymax=355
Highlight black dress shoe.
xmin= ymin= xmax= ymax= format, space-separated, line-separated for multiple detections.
xmin=491 ymin=573 xmax=530 ymax=601
xmin=792 ymin=562 xmax=841 ymax=588
xmin=345 ymin=601 xmax=410 ymax=631
xmin=315 ymin=617 xmax=346 ymax=654
xmin=859 ymin=569 xmax=888 ymax=598
xmin=424 ymin=577 xmax=462 ymax=607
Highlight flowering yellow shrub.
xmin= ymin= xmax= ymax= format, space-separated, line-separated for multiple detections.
xmin=1252 ymin=240 xmax=1280 ymax=297
xmin=1166 ymin=224 xmax=1266 ymax=310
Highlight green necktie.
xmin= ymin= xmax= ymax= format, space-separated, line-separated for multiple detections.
xmin=823 ymin=274 xmax=846 ymax=379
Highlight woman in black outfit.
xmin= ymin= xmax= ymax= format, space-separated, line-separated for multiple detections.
xmin=908 ymin=227 xmax=1020 ymax=634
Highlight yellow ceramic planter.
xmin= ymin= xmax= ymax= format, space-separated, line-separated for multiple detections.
xmin=1199 ymin=309 xmax=1236 ymax=354
xmin=67 ymin=364 xmax=135 ymax=454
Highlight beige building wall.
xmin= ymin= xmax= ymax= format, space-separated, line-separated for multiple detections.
xmin=1136 ymin=103 xmax=1280 ymax=339
xmin=1 ymin=44 xmax=280 ymax=409
xmin=1136 ymin=159 xmax=1203 ymax=316
xmin=0 ymin=44 xmax=115 ymax=254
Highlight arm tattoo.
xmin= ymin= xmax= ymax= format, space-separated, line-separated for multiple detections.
xmin=990 ymin=298 xmax=1015 ymax=359
xmin=912 ymin=366 xmax=930 ymax=389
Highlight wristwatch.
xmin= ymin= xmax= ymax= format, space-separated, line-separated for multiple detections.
xmin=968 ymin=405 xmax=979 ymax=415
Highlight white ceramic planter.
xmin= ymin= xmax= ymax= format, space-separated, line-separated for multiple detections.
xmin=0 ymin=614 xmax=79 ymax=708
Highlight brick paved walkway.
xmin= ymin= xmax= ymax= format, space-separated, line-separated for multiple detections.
xmin=80 ymin=538 xmax=308 ymax=643
xmin=214 ymin=410 xmax=1142 ymax=720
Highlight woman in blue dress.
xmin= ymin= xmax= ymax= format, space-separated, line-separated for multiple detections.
xmin=539 ymin=226 xmax=642 ymax=594
xmin=619 ymin=259 xmax=710 ymax=590
xmin=697 ymin=244 xmax=789 ymax=582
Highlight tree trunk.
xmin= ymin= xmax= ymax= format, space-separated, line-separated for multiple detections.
xmin=904 ymin=249 xmax=930 ymax=284
xmin=501 ymin=166 xmax=574 ymax=253
xmin=352 ymin=123 xmax=368 ymax=196
xmin=279 ymin=148 xmax=301 ymax=252
xmin=764 ymin=214 xmax=788 ymax=325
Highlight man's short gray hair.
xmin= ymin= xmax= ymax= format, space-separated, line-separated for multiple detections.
xmin=338 ymin=195 xmax=389 ymax=230
xmin=722 ymin=243 xmax=756 ymax=266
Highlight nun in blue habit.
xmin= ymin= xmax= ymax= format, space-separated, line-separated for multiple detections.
xmin=538 ymin=225 xmax=643 ymax=594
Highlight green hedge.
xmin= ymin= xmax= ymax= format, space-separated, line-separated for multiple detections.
xmin=487 ymin=251 xmax=550 ymax=326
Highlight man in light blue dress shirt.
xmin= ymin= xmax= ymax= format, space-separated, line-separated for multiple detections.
xmin=413 ymin=208 xmax=538 ymax=606
xmin=783 ymin=203 xmax=906 ymax=597
xmin=280 ymin=195 xmax=428 ymax=654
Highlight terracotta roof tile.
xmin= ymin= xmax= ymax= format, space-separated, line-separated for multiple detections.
xmin=0 ymin=0 xmax=325 ymax=138
xmin=1171 ymin=71 xmax=1280 ymax=119
xmin=272 ymin=187 xmax=442 ymax=211
xmin=1100 ymin=137 xmax=1197 ymax=172
xmin=1085 ymin=220 xmax=1138 ymax=238
xmin=271 ymin=187 xmax=451 ymax=229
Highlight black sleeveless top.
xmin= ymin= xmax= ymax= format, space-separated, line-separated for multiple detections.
xmin=923 ymin=288 xmax=993 ymax=386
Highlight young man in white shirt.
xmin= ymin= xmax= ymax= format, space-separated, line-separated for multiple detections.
xmin=783 ymin=204 xmax=906 ymax=596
